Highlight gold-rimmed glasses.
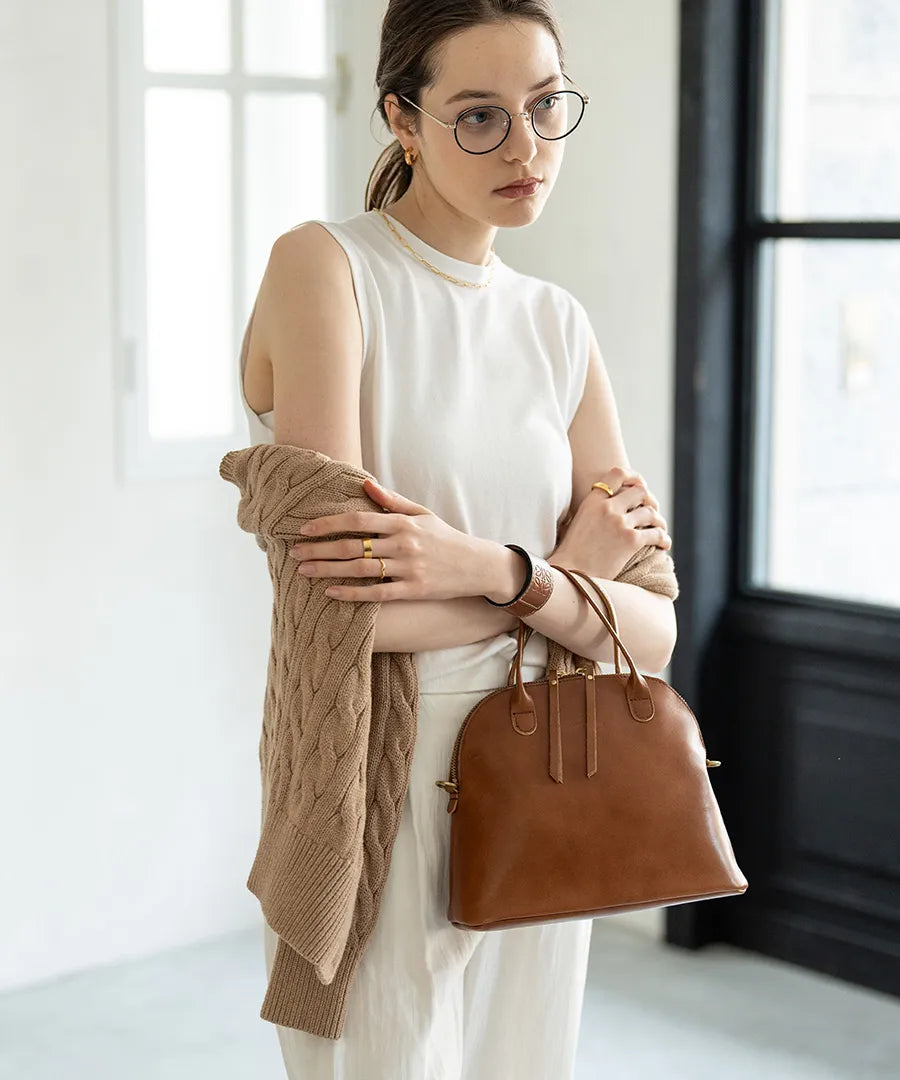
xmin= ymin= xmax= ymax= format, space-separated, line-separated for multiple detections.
xmin=392 ymin=72 xmax=591 ymax=155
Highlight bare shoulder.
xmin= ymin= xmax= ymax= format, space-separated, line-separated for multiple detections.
xmin=269 ymin=219 xmax=353 ymax=273
xmin=253 ymin=222 xmax=365 ymax=463
xmin=259 ymin=222 xmax=359 ymax=319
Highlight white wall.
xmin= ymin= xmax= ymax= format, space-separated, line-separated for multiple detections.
xmin=0 ymin=0 xmax=678 ymax=993
xmin=0 ymin=1 xmax=271 ymax=991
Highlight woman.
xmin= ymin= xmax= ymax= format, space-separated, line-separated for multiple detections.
xmin=238 ymin=1 xmax=676 ymax=1075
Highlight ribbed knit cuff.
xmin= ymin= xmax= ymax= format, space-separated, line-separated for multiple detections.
xmin=247 ymin=806 xmax=362 ymax=985
xmin=260 ymin=932 xmax=364 ymax=1040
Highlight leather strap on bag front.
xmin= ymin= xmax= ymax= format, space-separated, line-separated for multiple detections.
xmin=549 ymin=671 xmax=563 ymax=782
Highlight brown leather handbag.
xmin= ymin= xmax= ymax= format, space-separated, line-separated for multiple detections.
xmin=435 ymin=565 xmax=748 ymax=930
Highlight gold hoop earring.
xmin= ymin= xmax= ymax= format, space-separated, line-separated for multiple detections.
xmin=404 ymin=145 xmax=418 ymax=167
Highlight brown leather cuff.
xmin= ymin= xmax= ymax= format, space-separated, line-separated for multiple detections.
xmin=484 ymin=544 xmax=554 ymax=617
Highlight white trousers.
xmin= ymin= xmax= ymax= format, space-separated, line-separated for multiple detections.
xmin=262 ymin=642 xmax=594 ymax=1080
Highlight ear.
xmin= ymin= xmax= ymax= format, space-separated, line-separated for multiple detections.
xmin=383 ymin=93 xmax=417 ymax=142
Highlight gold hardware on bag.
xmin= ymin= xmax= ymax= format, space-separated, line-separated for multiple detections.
xmin=435 ymin=779 xmax=459 ymax=813
xmin=706 ymin=759 xmax=722 ymax=767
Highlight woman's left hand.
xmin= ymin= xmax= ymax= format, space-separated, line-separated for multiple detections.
xmin=288 ymin=477 xmax=496 ymax=602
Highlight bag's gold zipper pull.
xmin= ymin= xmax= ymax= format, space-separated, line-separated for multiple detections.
xmin=435 ymin=778 xmax=459 ymax=813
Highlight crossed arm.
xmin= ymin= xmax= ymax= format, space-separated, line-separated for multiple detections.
xmin=370 ymin=563 xmax=676 ymax=674
xmin=372 ymin=323 xmax=677 ymax=674
xmin=259 ymin=229 xmax=676 ymax=673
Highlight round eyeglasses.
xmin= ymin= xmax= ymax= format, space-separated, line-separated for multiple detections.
xmin=394 ymin=72 xmax=591 ymax=156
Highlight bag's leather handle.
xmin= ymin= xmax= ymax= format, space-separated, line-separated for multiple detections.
xmin=548 ymin=566 xmax=634 ymax=672
xmin=553 ymin=566 xmax=655 ymax=721
xmin=563 ymin=571 xmax=622 ymax=673
xmin=513 ymin=568 xmax=623 ymax=675
xmin=508 ymin=564 xmax=654 ymax=722
xmin=562 ymin=570 xmax=626 ymax=673
xmin=514 ymin=574 xmax=620 ymax=677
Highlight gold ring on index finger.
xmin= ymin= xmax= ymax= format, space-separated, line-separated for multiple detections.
xmin=592 ymin=482 xmax=615 ymax=497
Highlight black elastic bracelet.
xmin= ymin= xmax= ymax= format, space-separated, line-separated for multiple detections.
xmin=484 ymin=544 xmax=533 ymax=607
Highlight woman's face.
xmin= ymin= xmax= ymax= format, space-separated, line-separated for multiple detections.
xmin=389 ymin=19 xmax=569 ymax=226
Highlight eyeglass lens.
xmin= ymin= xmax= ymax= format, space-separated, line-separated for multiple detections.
xmin=455 ymin=91 xmax=584 ymax=153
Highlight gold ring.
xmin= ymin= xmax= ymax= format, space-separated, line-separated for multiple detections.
xmin=377 ymin=557 xmax=386 ymax=580
xmin=362 ymin=537 xmax=373 ymax=558
xmin=592 ymin=482 xmax=615 ymax=497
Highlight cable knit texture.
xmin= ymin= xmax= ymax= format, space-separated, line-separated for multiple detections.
xmin=218 ymin=442 xmax=679 ymax=1039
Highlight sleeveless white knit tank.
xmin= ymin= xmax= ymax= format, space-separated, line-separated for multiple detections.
xmin=238 ymin=208 xmax=592 ymax=690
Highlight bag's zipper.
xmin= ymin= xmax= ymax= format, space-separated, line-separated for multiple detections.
xmin=434 ymin=669 xmax=721 ymax=814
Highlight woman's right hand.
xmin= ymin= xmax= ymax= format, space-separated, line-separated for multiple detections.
xmin=550 ymin=466 xmax=672 ymax=581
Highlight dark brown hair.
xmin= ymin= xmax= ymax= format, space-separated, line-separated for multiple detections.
xmin=365 ymin=0 xmax=565 ymax=211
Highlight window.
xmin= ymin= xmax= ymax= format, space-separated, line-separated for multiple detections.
xmin=746 ymin=0 xmax=900 ymax=608
xmin=112 ymin=0 xmax=346 ymax=479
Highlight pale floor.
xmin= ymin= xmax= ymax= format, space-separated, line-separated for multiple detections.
xmin=1 ymin=918 xmax=898 ymax=1079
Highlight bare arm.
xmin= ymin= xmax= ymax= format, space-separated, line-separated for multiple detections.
xmin=372 ymin=594 xmax=519 ymax=653
xmin=261 ymin=223 xmax=366 ymax=462
xmin=254 ymin=225 xmax=517 ymax=655
xmin=371 ymin=542 xmax=675 ymax=674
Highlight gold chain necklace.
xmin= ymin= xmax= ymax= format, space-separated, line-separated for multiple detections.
xmin=375 ymin=208 xmax=497 ymax=289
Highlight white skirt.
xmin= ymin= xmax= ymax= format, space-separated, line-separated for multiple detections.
xmin=262 ymin=636 xmax=594 ymax=1079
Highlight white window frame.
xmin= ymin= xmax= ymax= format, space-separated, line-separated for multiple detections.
xmin=110 ymin=0 xmax=350 ymax=481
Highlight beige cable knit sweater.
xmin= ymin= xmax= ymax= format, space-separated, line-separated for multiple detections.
xmin=219 ymin=442 xmax=679 ymax=1039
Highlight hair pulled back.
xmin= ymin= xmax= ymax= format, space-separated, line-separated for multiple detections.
xmin=365 ymin=0 xmax=565 ymax=211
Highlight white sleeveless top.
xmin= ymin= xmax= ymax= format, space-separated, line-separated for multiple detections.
xmin=238 ymin=208 xmax=592 ymax=692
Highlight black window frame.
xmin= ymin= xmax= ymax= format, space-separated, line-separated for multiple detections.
xmin=667 ymin=0 xmax=900 ymax=957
